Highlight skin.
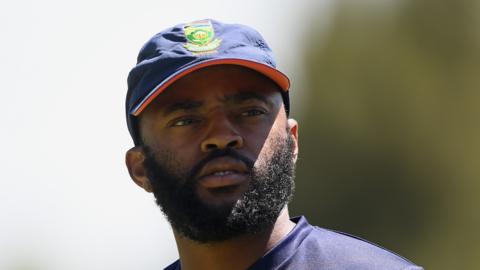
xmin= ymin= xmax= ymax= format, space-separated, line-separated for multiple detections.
xmin=126 ymin=65 xmax=299 ymax=270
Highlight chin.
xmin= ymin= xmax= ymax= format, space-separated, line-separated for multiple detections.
xmin=197 ymin=184 xmax=249 ymax=207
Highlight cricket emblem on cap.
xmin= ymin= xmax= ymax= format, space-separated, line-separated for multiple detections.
xmin=184 ymin=20 xmax=222 ymax=53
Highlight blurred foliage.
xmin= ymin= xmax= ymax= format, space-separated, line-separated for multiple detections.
xmin=290 ymin=0 xmax=480 ymax=269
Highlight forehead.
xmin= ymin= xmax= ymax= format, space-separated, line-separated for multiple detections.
xmin=143 ymin=65 xmax=283 ymax=113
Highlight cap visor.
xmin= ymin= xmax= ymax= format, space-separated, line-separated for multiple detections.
xmin=131 ymin=58 xmax=290 ymax=116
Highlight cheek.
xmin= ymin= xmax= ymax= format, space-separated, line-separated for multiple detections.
xmin=148 ymin=135 xmax=202 ymax=171
xmin=249 ymin=117 xmax=288 ymax=165
xmin=164 ymin=143 xmax=200 ymax=166
xmin=239 ymin=120 xmax=274 ymax=160
xmin=144 ymin=125 xmax=203 ymax=158
xmin=252 ymin=133 xmax=281 ymax=170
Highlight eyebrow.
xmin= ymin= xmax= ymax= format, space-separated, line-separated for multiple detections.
xmin=223 ymin=91 xmax=272 ymax=106
xmin=162 ymin=100 xmax=203 ymax=115
xmin=162 ymin=90 xmax=273 ymax=116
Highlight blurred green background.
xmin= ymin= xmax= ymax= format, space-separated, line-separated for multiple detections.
xmin=290 ymin=0 xmax=480 ymax=269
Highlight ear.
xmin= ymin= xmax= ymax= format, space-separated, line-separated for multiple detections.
xmin=287 ymin=118 xmax=299 ymax=162
xmin=125 ymin=146 xmax=153 ymax=193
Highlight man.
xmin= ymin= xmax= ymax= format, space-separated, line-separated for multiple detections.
xmin=125 ymin=19 xmax=423 ymax=270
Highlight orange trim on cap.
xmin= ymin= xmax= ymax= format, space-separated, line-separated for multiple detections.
xmin=132 ymin=59 xmax=290 ymax=116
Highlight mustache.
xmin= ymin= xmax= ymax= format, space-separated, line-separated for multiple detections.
xmin=188 ymin=148 xmax=255 ymax=181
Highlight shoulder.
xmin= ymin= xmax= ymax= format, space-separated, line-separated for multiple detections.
xmin=163 ymin=260 xmax=180 ymax=270
xmin=290 ymin=223 xmax=423 ymax=270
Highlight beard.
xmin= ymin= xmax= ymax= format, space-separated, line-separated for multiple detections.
xmin=142 ymin=131 xmax=296 ymax=243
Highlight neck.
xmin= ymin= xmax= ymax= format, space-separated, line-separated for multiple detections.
xmin=173 ymin=208 xmax=295 ymax=270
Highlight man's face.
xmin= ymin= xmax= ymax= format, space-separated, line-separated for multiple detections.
xmin=127 ymin=65 xmax=299 ymax=242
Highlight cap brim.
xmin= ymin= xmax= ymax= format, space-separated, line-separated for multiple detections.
xmin=131 ymin=58 xmax=290 ymax=116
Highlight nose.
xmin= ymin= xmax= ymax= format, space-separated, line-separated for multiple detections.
xmin=200 ymin=115 xmax=244 ymax=152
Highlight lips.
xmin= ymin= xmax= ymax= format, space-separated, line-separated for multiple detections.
xmin=197 ymin=157 xmax=249 ymax=188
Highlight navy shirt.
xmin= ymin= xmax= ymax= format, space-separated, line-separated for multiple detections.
xmin=165 ymin=216 xmax=423 ymax=270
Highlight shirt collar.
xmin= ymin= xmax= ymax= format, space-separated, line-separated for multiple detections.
xmin=247 ymin=216 xmax=313 ymax=269
xmin=164 ymin=216 xmax=313 ymax=270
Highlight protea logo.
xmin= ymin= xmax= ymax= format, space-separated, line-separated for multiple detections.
xmin=187 ymin=29 xmax=212 ymax=45
xmin=184 ymin=20 xmax=221 ymax=53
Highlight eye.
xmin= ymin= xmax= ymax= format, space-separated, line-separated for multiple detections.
xmin=169 ymin=117 xmax=200 ymax=127
xmin=240 ymin=108 xmax=266 ymax=117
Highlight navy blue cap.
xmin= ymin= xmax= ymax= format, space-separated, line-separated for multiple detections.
xmin=126 ymin=19 xmax=290 ymax=145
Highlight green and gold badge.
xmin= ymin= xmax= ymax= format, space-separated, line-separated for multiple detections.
xmin=184 ymin=20 xmax=221 ymax=53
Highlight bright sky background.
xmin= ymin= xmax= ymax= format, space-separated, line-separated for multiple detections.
xmin=0 ymin=1 xmax=333 ymax=269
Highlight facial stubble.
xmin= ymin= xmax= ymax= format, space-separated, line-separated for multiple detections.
xmin=142 ymin=131 xmax=296 ymax=243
